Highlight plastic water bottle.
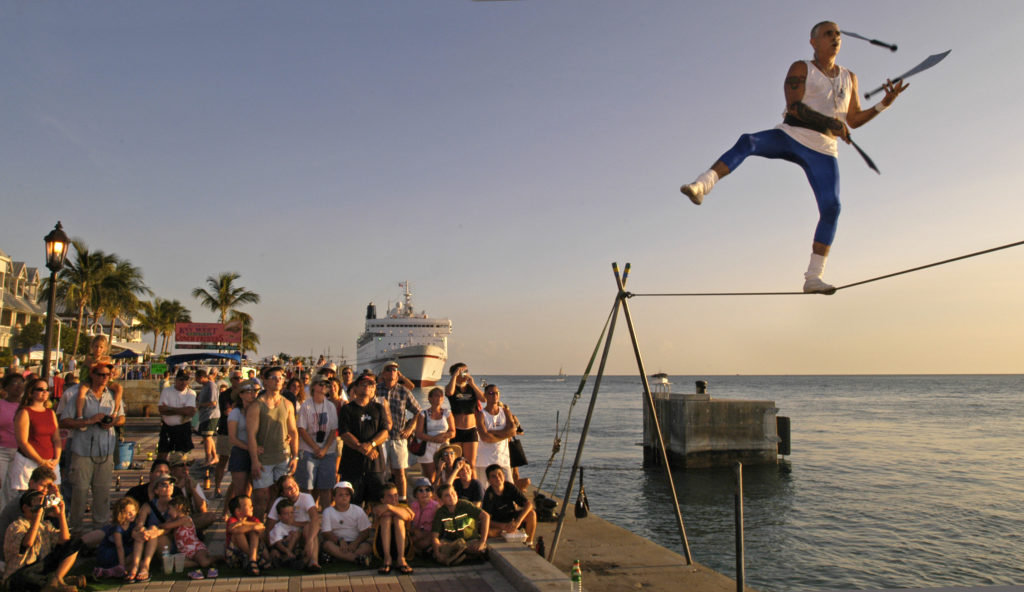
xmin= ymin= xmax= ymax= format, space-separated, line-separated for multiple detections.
xmin=570 ymin=559 xmax=583 ymax=591
xmin=161 ymin=544 xmax=173 ymax=573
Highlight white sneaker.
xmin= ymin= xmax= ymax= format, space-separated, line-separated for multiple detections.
xmin=803 ymin=277 xmax=836 ymax=295
xmin=680 ymin=183 xmax=704 ymax=205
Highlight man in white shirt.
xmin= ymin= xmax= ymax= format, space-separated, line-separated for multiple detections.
xmin=157 ymin=369 xmax=197 ymax=461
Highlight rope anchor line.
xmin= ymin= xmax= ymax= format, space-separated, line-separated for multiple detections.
xmin=628 ymin=239 xmax=1024 ymax=298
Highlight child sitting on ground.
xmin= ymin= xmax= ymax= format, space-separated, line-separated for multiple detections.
xmin=94 ymin=497 xmax=138 ymax=579
xmin=225 ymin=494 xmax=269 ymax=576
xmin=167 ymin=497 xmax=218 ymax=580
xmin=268 ymin=499 xmax=302 ymax=566
xmin=319 ymin=481 xmax=372 ymax=567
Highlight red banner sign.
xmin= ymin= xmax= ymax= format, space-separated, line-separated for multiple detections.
xmin=174 ymin=322 xmax=242 ymax=345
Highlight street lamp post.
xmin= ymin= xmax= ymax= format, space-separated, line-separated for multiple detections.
xmin=41 ymin=221 xmax=70 ymax=381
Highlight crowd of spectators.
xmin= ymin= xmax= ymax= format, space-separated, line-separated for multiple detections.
xmin=0 ymin=358 xmax=534 ymax=590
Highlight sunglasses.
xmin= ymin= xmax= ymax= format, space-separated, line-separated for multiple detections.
xmin=414 ymin=487 xmax=432 ymax=493
xmin=92 ymin=371 xmax=111 ymax=377
xmin=32 ymin=387 xmax=50 ymax=393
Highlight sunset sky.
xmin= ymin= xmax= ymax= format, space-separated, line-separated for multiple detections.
xmin=5 ymin=1 xmax=1023 ymax=374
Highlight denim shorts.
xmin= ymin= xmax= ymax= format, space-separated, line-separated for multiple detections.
xmin=294 ymin=450 xmax=338 ymax=490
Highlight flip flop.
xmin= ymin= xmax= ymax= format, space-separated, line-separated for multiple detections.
xmin=377 ymin=564 xmax=392 ymax=575
xmin=136 ymin=569 xmax=151 ymax=583
xmin=397 ymin=564 xmax=414 ymax=575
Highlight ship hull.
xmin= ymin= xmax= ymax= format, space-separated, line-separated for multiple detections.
xmin=357 ymin=344 xmax=447 ymax=387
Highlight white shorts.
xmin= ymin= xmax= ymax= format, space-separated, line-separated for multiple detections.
xmin=383 ymin=439 xmax=409 ymax=471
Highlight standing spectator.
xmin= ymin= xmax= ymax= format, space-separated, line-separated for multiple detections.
xmin=57 ymin=356 xmax=125 ymax=535
xmin=474 ymin=384 xmax=519 ymax=488
xmin=337 ymin=372 xmax=389 ymax=506
xmin=0 ymin=374 xmax=26 ymax=508
xmin=377 ymin=362 xmax=421 ymax=501
xmin=246 ymin=366 xmax=298 ymax=520
xmin=295 ymin=376 xmax=338 ymax=508
xmin=444 ymin=363 xmax=484 ymax=479
xmin=8 ymin=379 xmax=62 ymax=499
xmin=282 ymin=378 xmax=304 ymax=409
xmin=157 ymin=370 xmax=196 ymax=461
xmin=194 ymin=369 xmax=221 ymax=467
xmin=225 ymin=380 xmax=258 ymax=512
xmin=213 ymin=370 xmax=244 ymax=498
xmin=413 ymin=387 xmax=454 ymax=482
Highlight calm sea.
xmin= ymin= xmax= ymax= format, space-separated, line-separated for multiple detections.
xmin=415 ymin=374 xmax=1024 ymax=592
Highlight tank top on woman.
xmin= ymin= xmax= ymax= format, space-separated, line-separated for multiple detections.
xmin=26 ymin=408 xmax=57 ymax=460
xmin=255 ymin=397 xmax=290 ymax=465
xmin=424 ymin=408 xmax=451 ymax=436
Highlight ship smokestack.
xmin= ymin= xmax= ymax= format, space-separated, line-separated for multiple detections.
xmin=366 ymin=302 xmax=376 ymax=320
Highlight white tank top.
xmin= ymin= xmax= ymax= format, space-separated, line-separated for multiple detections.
xmin=777 ymin=60 xmax=852 ymax=157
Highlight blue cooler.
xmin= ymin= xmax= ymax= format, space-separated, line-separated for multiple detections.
xmin=115 ymin=441 xmax=136 ymax=470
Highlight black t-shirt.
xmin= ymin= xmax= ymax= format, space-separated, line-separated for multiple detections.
xmin=453 ymin=478 xmax=483 ymax=503
xmin=338 ymin=400 xmax=388 ymax=474
xmin=483 ymin=484 xmax=528 ymax=523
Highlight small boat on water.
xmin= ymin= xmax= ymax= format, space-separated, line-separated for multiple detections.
xmin=555 ymin=366 xmax=566 ymax=381
xmin=356 ymin=282 xmax=452 ymax=387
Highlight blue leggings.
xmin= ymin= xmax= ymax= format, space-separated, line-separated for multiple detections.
xmin=718 ymin=129 xmax=841 ymax=246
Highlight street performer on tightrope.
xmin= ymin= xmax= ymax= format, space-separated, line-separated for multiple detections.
xmin=680 ymin=21 xmax=908 ymax=294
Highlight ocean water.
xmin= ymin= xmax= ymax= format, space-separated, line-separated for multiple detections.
xmin=417 ymin=374 xmax=1024 ymax=592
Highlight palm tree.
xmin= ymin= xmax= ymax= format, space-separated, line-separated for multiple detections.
xmin=94 ymin=258 xmax=152 ymax=340
xmin=134 ymin=299 xmax=164 ymax=352
xmin=191 ymin=272 xmax=260 ymax=325
xmin=44 ymin=240 xmax=117 ymax=356
xmin=228 ymin=310 xmax=259 ymax=355
xmin=159 ymin=299 xmax=191 ymax=355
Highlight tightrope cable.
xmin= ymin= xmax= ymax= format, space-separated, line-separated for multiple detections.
xmin=629 ymin=239 xmax=1024 ymax=297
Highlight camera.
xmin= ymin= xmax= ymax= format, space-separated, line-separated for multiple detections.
xmin=100 ymin=415 xmax=114 ymax=425
xmin=40 ymin=494 xmax=60 ymax=509
xmin=315 ymin=429 xmax=326 ymax=443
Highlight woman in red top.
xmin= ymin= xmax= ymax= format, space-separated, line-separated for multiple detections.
xmin=8 ymin=378 xmax=62 ymax=491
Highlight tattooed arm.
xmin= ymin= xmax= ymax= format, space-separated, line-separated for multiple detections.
xmin=783 ymin=60 xmax=849 ymax=140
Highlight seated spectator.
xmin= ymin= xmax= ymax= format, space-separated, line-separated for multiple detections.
xmin=319 ymin=481 xmax=371 ymax=567
xmin=408 ymin=478 xmax=439 ymax=556
xmin=371 ymin=483 xmax=414 ymax=575
xmin=481 ymin=464 xmax=536 ymax=545
xmin=453 ymin=457 xmax=484 ymax=505
xmin=432 ymin=444 xmax=484 ymax=504
xmin=2 ymin=489 xmax=83 ymax=592
xmin=125 ymin=459 xmax=172 ymax=506
xmin=0 ymin=466 xmax=58 ymax=539
xmin=166 ymin=497 xmax=217 ymax=580
xmin=266 ymin=476 xmax=320 ymax=567
xmin=167 ymin=453 xmax=218 ymax=533
xmin=127 ymin=475 xmax=188 ymax=583
xmin=431 ymin=484 xmax=490 ymax=566
xmin=93 ymin=497 xmax=138 ymax=579
xmin=268 ymin=499 xmax=320 ymax=571
xmin=225 ymin=495 xmax=269 ymax=577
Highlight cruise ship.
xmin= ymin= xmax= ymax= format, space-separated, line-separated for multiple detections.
xmin=356 ymin=282 xmax=452 ymax=387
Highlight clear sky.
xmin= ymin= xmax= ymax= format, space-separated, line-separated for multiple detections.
xmin=4 ymin=1 xmax=1023 ymax=375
